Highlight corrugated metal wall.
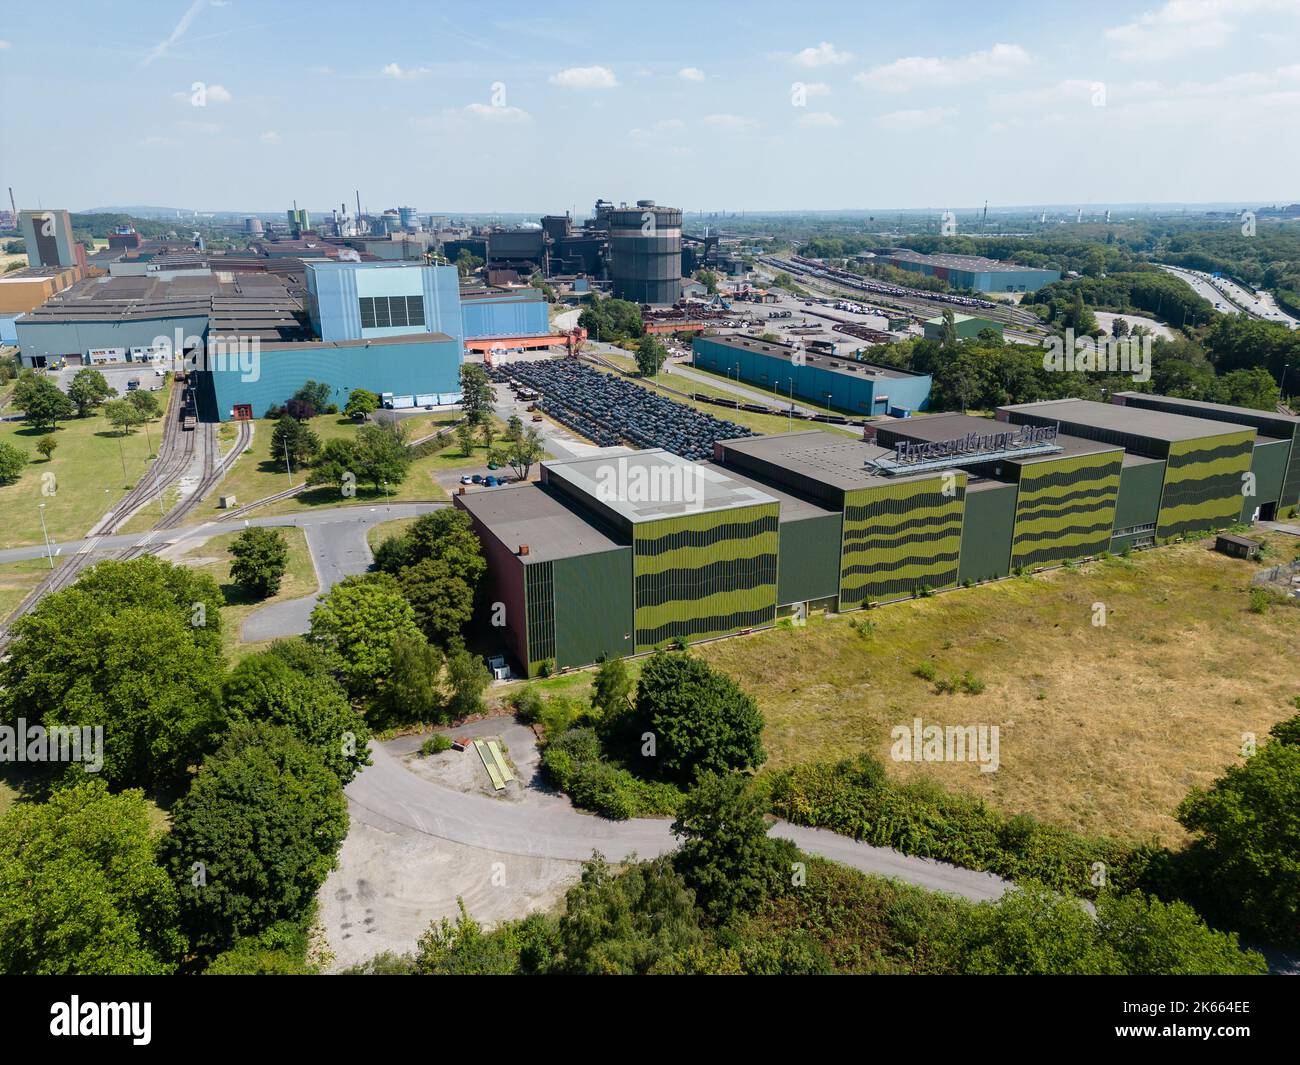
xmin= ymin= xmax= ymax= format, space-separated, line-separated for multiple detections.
xmin=1157 ymin=430 xmax=1255 ymax=538
xmin=553 ymin=548 xmax=634 ymax=669
xmin=775 ymin=513 xmax=842 ymax=605
xmin=958 ymin=483 xmax=1016 ymax=582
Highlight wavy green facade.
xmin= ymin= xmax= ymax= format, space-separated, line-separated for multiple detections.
xmin=1010 ymin=451 xmax=1122 ymax=569
xmin=838 ymin=473 xmax=966 ymax=607
xmin=632 ymin=503 xmax=779 ymax=651
xmin=1157 ymin=430 xmax=1254 ymax=538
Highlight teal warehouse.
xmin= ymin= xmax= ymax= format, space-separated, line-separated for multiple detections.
xmin=692 ymin=334 xmax=931 ymax=417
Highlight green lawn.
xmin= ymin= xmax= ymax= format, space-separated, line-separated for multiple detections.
xmin=176 ymin=526 xmax=318 ymax=662
xmin=0 ymin=409 xmax=166 ymax=549
xmin=205 ymin=413 xmax=468 ymax=518
xmin=0 ymin=556 xmax=56 ymax=623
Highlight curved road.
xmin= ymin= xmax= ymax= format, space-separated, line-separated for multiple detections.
xmin=347 ymin=740 xmax=1012 ymax=903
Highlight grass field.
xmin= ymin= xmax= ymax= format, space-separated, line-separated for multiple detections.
xmin=204 ymin=412 xmax=470 ymax=518
xmin=498 ymin=532 xmax=1300 ymax=847
xmin=176 ymin=526 xmax=318 ymax=662
xmin=0 ymin=409 xmax=166 ymax=549
xmin=587 ymin=351 xmax=857 ymax=438
xmin=0 ymin=556 xmax=55 ymax=622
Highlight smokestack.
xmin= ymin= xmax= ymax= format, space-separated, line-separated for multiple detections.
xmin=7 ymin=187 xmax=14 ymax=218
xmin=356 ymin=189 xmax=361 ymax=219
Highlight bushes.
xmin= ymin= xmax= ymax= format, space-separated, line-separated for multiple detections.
xmin=420 ymin=734 xmax=453 ymax=756
xmin=767 ymin=754 xmax=1150 ymax=899
xmin=540 ymin=727 xmax=683 ymax=820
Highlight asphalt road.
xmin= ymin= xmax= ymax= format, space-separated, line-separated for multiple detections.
xmin=0 ymin=501 xmax=448 ymax=567
xmin=240 ymin=514 xmax=384 ymax=642
xmin=347 ymin=740 xmax=1012 ymax=903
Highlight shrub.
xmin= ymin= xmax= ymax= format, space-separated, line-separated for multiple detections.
xmin=768 ymin=756 xmax=1149 ymax=899
xmin=912 ymin=661 xmax=938 ymax=682
xmin=421 ymin=734 xmax=453 ymax=756
xmin=509 ymin=686 xmax=545 ymax=724
xmin=1248 ymin=587 xmax=1275 ymax=614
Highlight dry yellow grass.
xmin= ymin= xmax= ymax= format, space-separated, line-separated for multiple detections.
xmin=694 ymin=533 xmax=1300 ymax=846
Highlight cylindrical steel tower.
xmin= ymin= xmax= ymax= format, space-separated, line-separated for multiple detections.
xmin=608 ymin=200 xmax=682 ymax=305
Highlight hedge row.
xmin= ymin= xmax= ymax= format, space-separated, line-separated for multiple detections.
xmin=765 ymin=754 xmax=1154 ymax=899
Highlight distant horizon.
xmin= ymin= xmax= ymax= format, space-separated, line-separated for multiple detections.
xmin=71 ymin=199 xmax=1300 ymax=221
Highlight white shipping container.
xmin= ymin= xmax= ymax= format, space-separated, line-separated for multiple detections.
xmin=415 ymin=393 xmax=437 ymax=407
xmin=392 ymin=394 xmax=415 ymax=409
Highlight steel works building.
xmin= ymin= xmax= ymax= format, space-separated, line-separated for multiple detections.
xmin=458 ymin=396 xmax=1299 ymax=675
xmin=875 ymin=249 xmax=1060 ymax=293
xmin=13 ymin=259 xmax=556 ymax=420
xmin=692 ymin=334 xmax=932 ymax=417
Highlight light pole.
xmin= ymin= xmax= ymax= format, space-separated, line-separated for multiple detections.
xmin=38 ymin=503 xmax=53 ymax=569
xmin=115 ymin=425 xmax=129 ymax=486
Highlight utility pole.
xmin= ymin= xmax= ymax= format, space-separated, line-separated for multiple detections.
xmin=38 ymin=503 xmax=53 ymax=569
xmin=283 ymin=433 xmax=294 ymax=486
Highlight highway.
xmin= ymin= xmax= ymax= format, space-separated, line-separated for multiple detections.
xmin=1158 ymin=263 xmax=1299 ymax=329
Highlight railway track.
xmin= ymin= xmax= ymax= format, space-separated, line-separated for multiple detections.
xmin=762 ymin=255 xmax=1047 ymax=333
xmin=1 ymin=396 xmax=249 ymax=643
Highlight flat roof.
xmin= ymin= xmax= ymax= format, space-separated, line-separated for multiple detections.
xmin=697 ymin=334 xmax=918 ymax=380
xmin=884 ymin=249 xmax=1050 ymax=274
xmin=542 ymin=449 xmax=780 ymax=523
xmin=1000 ymin=398 xmax=1255 ymax=443
xmin=697 ymin=461 xmax=837 ymax=522
xmin=456 ymin=483 xmax=626 ymax=563
xmin=1112 ymin=391 xmax=1300 ymax=429
xmin=258 ymin=330 xmax=453 ymax=352
xmin=716 ymin=429 xmax=924 ymax=491
xmin=877 ymin=411 xmax=1120 ymax=463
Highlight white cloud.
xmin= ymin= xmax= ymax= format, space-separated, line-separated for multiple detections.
xmin=141 ymin=134 xmax=181 ymax=147
xmin=309 ymin=65 xmax=335 ymax=75
xmin=382 ymin=62 xmax=432 ymax=80
xmin=799 ymin=111 xmax=843 ymax=127
xmin=873 ymin=106 xmax=957 ymax=130
xmin=550 ymin=65 xmax=618 ymax=89
xmin=702 ymin=113 xmax=759 ymax=131
xmin=0 ymin=40 xmax=10 ymax=50
xmin=792 ymin=42 xmax=853 ymax=67
xmin=1104 ymin=0 xmax=1296 ymax=61
xmin=259 ymin=130 xmax=281 ymax=144
xmin=463 ymin=102 xmax=532 ymax=122
xmin=677 ymin=67 xmax=705 ymax=81
xmin=206 ymin=83 xmax=232 ymax=103
xmin=176 ymin=119 xmax=221 ymax=134
xmin=856 ymin=43 xmax=1032 ymax=92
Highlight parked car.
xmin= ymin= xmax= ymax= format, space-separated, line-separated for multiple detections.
xmin=471 ymin=474 xmax=483 ymax=484
xmin=459 ymin=475 xmax=473 ymax=485
xmin=484 ymin=476 xmax=499 ymax=487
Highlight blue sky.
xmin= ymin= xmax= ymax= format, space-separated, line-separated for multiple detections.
xmin=1 ymin=0 xmax=1298 ymax=214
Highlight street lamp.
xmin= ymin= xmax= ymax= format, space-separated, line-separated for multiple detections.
xmin=38 ymin=503 xmax=53 ymax=570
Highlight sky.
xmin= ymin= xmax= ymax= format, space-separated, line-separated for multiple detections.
xmin=1 ymin=0 xmax=1298 ymax=216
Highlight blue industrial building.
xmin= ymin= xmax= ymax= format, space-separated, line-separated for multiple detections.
xmin=306 ymin=261 xmax=464 ymax=348
xmin=461 ymin=288 xmax=550 ymax=339
xmin=203 ymin=332 xmax=462 ymax=421
xmin=692 ymin=335 xmax=931 ymax=417
xmin=876 ymin=250 xmax=1060 ymax=293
